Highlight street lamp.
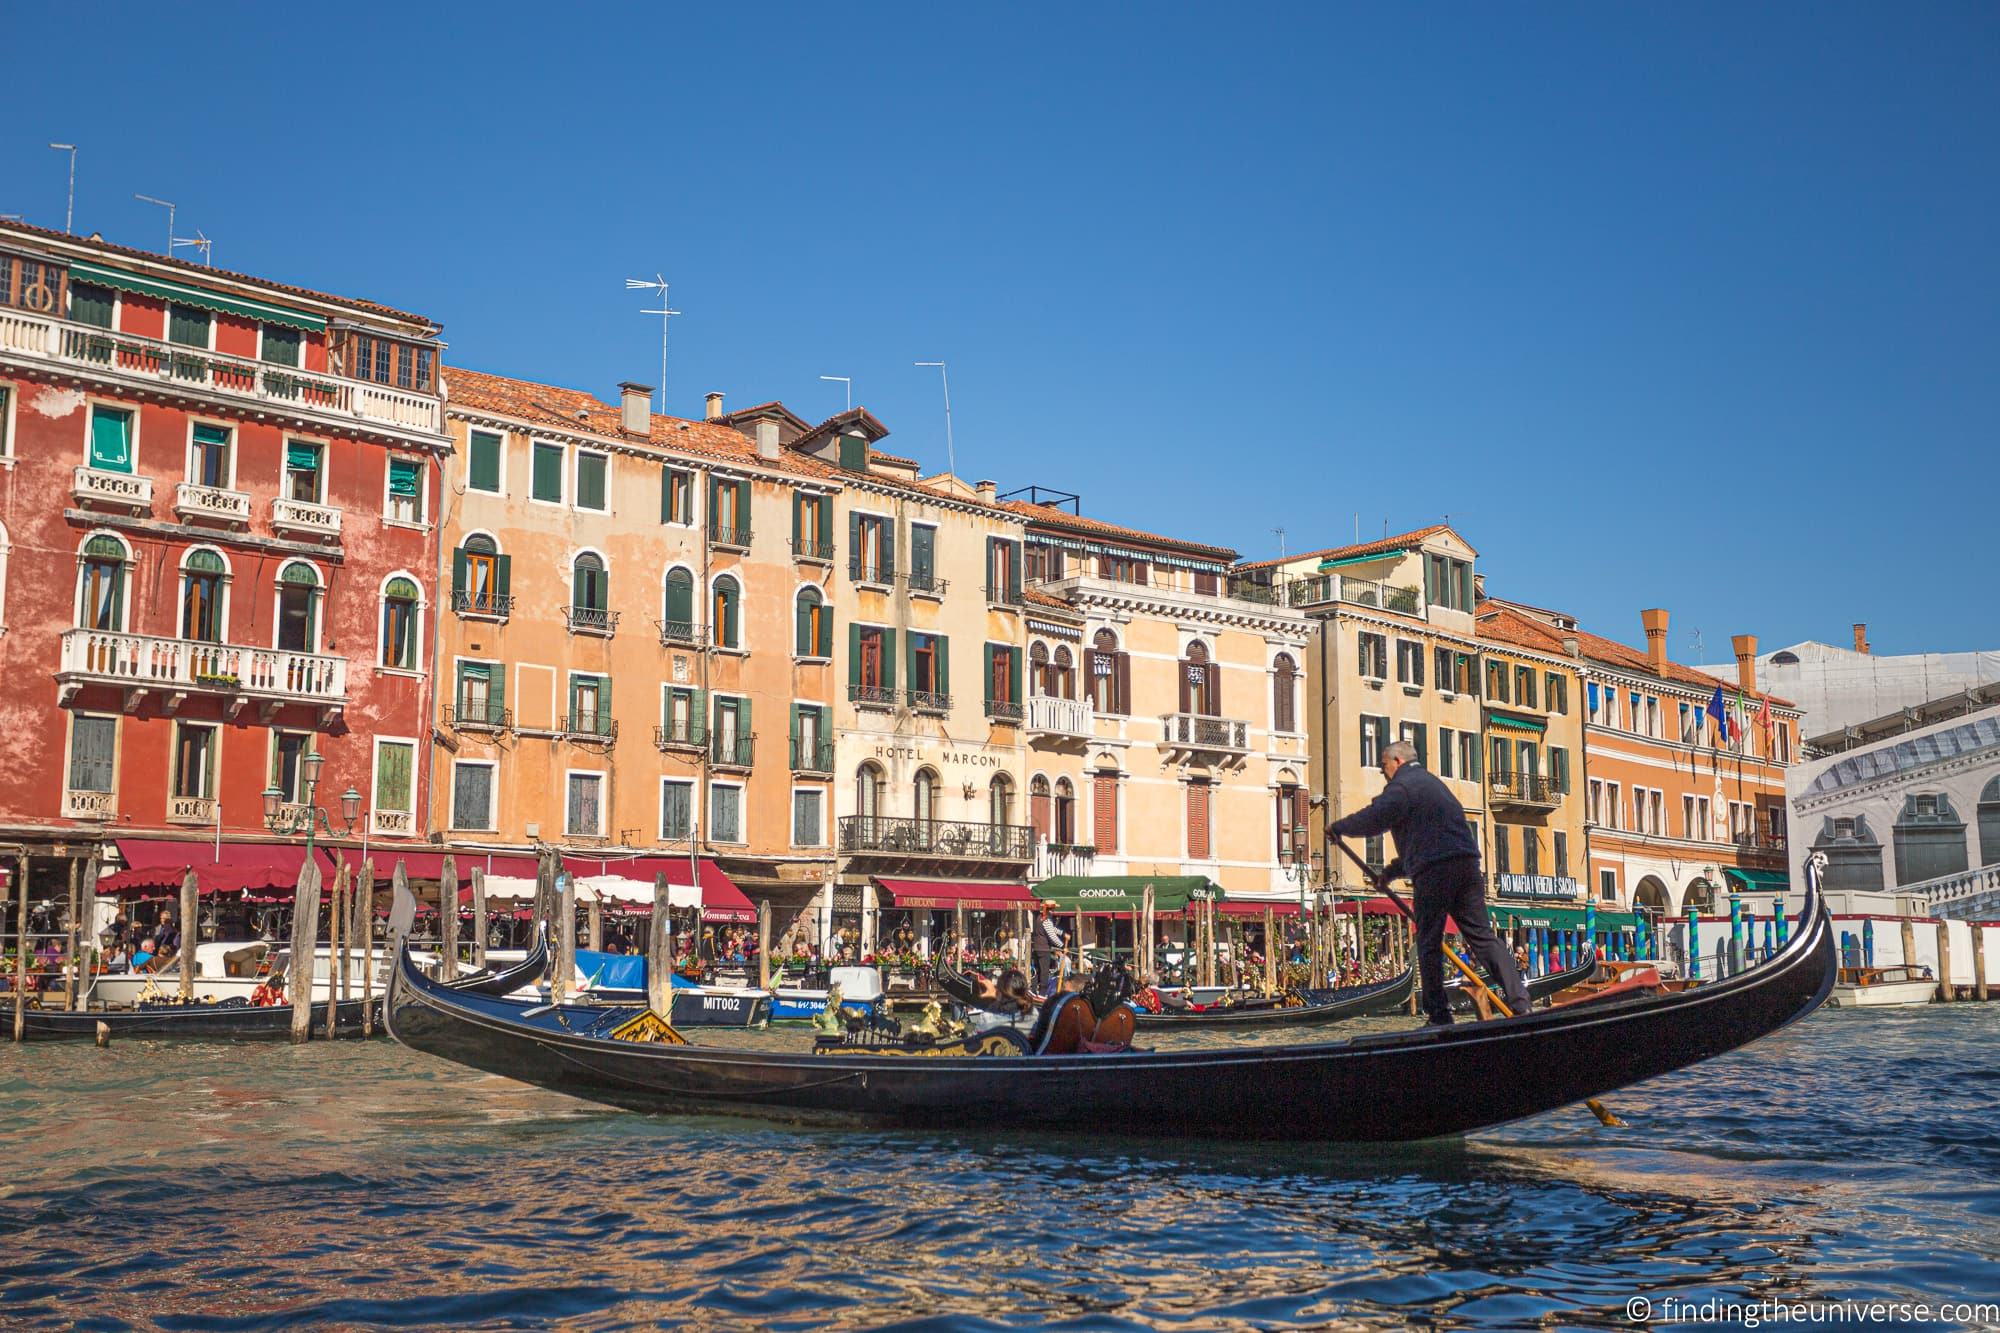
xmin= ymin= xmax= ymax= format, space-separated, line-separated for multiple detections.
xmin=263 ymin=748 xmax=361 ymax=865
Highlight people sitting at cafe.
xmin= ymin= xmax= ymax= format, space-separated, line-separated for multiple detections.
xmin=130 ymin=937 xmax=159 ymax=971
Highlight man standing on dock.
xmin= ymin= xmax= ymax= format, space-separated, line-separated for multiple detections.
xmin=1328 ymin=741 xmax=1529 ymax=1025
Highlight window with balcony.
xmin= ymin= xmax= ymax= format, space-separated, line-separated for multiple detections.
xmin=261 ymin=325 xmax=301 ymax=368
xmin=1100 ymin=553 xmax=1147 ymax=584
xmin=0 ymin=255 xmax=66 ymax=315
xmin=796 ymin=587 xmax=831 ymax=658
xmin=987 ymin=538 xmax=1022 ymax=603
xmin=188 ymin=423 xmax=232 ymax=488
xmin=793 ymin=788 xmax=824 ymax=847
xmin=1179 ymin=640 xmax=1219 ymax=716
xmin=792 ymin=703 xmax=829 ymax=771
xmin=986 ymin=644 xmax=1021 ymax=719
xmin=1356 ymin=632 xmax=1388 ymax=680
xmin=851 ymin=513 xmax=893 ymax=583
xmin=1089 ymin=629 xmax=1129 ymax=715
xmin=711 ymin=695 xmax=752 ymax=766
xmin=659 ymin=685 xmax=702 ymax=749
xmin=270 ymin=731 xmax=314 ymax=804
xmin=661 ymin=466 xmax=693 ymax=524
xmin=452 ymin=760 xmax=495 ymax=831
xmin=571 ymin=554 xmax=610 ymax=635
xmin=345 ymin=333 xmax=435 ymax=393
xmin=173 ymin=722 xmax=217 ymax=802
xmin=275 ymin=562 xmax=320 ymax=653
xmin=914 ymin=767 xmax=940 ymax=823
xmin=566 ymin=771 xmax=604 ymax=837
xmin=455 ymin=535 xmax=509 ymax=617
xmin=1546 ymin=672 xmax=1568 ymax=714
xmin=661 ymin=778 xmax=694 ymax=840
xmin=285 ymin=440 xmax=324 ymax=502
xmin=372 ymin=738 xmax=414 ymax=826
xmin=575 ymin=450 xmax=608 ymax=512
xmin=1055 ymin=778 xmax=1078 ymax=845
xmin=77 ymin=534 xmax=127 ymax=631
xmin=455 ymin=661 xmax=504 ymax=728
xmin=380 ymin=576 xmax=420 ymax=669
xmin=168 ymin=305 xmax=211 ymax=350
xmin=990 ymin=773 xmax=1016 ymax=827
xmin=792 ymin=492 xmax=833 ymax=560
xmin=532 ymin=443 xmax=564 ymax=503
xmin=908 ymin=523 xmax=939 ymax=593
xmin=569 ymin=674 xmax=612 ymax=736
xmin=852 ymin=624 xmax=894 ymax=704
xmin=386 ymin=458 xmax=423 ymax=524
xmin=1273 ymin=653 xmax=1298 ymax=732
xmin=909 ymin=632 xmax=948 ymax=709
xmin=709 ymin=781 xmax=743 ymax=843
xmin=857 ymin=762 xmax=885 ymax=820
xmin=69 ymin=280 xmax=113 ymax=329
xmin=708 ymin=476 xmax=750 ymax=547
xmin=712 ymin=574 xmax=741 ymax=649
xmin=180 ymin=550 xmax=227 ymax=643
xmin=67 ymin=715 xmax=115 ymax=802
xmin=88 ymin=405 xmax=135 ymax=474
xmin=467 ymin=430 xmax=501 ymax=494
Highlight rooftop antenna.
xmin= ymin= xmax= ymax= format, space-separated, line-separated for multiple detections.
xmin=1690 ymin=628 xmax=1706 ymax=665
xmin=819 ymin=375 xmax=851 ymax=412
xmin=914 ymin=361 xmax=957 ymax=479
xmin=173 ymin=229 xmax=212 ymax=266
xmin=624 ymin=274 xmax=679 ymax=412
xmin=49 ymin=144 xmax=76 ymax=234
xmin=134 ymin=193 xmax=176 ymax=254
xmin=1272 ymin=527 xmax=1287 ymax=560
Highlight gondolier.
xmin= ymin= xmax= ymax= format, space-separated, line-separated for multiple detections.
xmin=1031 ymin=905 xmax=1067 ymax=991
xmin=1328 ymin=740 xmax=1529 ymax=1025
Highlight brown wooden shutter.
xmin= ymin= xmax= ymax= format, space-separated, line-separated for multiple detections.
xmin=1208 ymin=659 xmax=1222 ymax=716
xmin=1177 ymin=659 xmax=1192 ymax=714
xmin=1187 ymin=781 xmax=1210 ymax=859
xmin=1031 ymin=789 xmax=1051 ymax=840
xmin=1115 ymin=653 xmax=1131 ymax=715
xmin=1093 ymin=773 xmax=1119 ymax=855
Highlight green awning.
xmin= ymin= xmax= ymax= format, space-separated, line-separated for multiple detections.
xmin=1491 ymin=903 xmax=1639 ymax=931
xmin=1485 ymin=709 xmax=1545 ymax=733
xmin=1033 ymin=875 xmax=1218 ymax=914
xmin=69 ymin=261 xmax=326 ymax=332
xmin=1723 ymin=867 xmax=1790 ymax=893
xmin=1318 ymin=548 xmax=1405 ymax=572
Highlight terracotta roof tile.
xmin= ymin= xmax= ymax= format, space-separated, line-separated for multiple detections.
xmin=1238 ymin=524 xmax=1460 ymax=572
xmin=1023 ymin=587 xmax=1076 ymax=611
xmin=1476 ymin=602 xmax=1795 ymax=707
xmin=0 ymin=217 xmax=435 ymax=328
xmin=1002 ymin=501 xmax=1238 ymax=562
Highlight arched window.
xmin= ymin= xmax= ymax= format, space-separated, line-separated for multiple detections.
xmin=275 ymin=562 xmax=320 ymax=653
xmin=663 ymin=567 xmax=695 ymax=641
xmin=795 ymin=586 xmax=831 ymax=657
xmin=1029 ymin=774 xmax=1052 ymax=839
xmin=1981 ymin=776 xmax=2000 ymax=867
xmin=1029 ymin=642 xmax=1051 ymax=696
xmin=712 ymin=575 xmax=741 ymax=649
xmin=78 ymin=534 xmax=128 ymax=632
xmin=989 ymin=773 xmax=1015 ymax=827
xmin=914 ymin=767 xmax=940 ymax=823
xmin=180 ymin=549 xmax=227 ymax=643
xmin=571 ymin=552 xmax=608 ymax=632
xmin=381 ymin=576 xmax=421 ymax=669
xmin=857 ymin=761 xmax=885 ymax=821
xmin=1053 ymin=646 xmax=1075 ymax=700
xmin=1179 ymin=639 xmax=1219 ymax=716
xmin=1893 ymin=793 xmax=1968 ymax=886
xmin=1054 ymin=777 xmax=1077 ymax=845
xmin=1272 ymin=653 xmax=1298 ymax=733
xmin=455 ymin=534 xmax=506 ymax=616
xmin=1089 ymin=629 xmax=1127 ymax=714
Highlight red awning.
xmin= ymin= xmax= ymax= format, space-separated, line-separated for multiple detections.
xmin=1217 ymin=900 xmax=1302 ymax=917
xmin=875 ymin=878 xmax=1035 ymax=910
xmin=97 ymin=839 xmax=319 ymax=897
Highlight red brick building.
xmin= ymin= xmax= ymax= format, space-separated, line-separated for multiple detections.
xmin=0 ymin=220 xmax=448 ymax=900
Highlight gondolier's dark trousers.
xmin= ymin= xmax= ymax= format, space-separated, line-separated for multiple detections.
xmin=1413 ymin=856 xmax=1530 ymax=1024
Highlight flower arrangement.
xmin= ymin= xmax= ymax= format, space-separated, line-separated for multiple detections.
xmin=975 ymin=949 xmax=1015 ymax=969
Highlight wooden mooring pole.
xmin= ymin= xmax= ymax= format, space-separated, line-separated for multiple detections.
xmin=1972 ymin=923 xmax=1988 ymax=1002
xmin=63 ymin=859 xmax=80 ymax=1012
xmin=357 ymin=858 xmax=376 ymax=1038
xmin=438 ymin=855 xmax=459 ymax=984
xmin=647 ymin=873 xmax=671 ymax=1016
xmin=289 ymin=859 xmax=322 ymax=1044
xmin=470 ymin=866 xmax=488 ymax=972
xmin=325 ymin=862 xmax=348 ymax=1041
xmin=178 ymin=868 xmax=198 ymax=1004
xmin=1937 ymin=921 xmax=1955 ymax=1003
xmin=756 ymin=899 xmax=771 ymax=990
xmin=13 ymin=851 xmax=29 ymax=1042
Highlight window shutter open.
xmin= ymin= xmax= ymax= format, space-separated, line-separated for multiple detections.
xmin=735 ymin=479 xmax=751 ymax=536
xmin=451 ymin=547 xmax=467 ymax=600
xmin=1007 ymin=542 xmax=1021 ymax=597
xmin=882 ymin=518 xmax=897 ymax=578
xmin=1009 ymin=646 xmax=1021 ymax=705
xmin=983 ymin=643 xmax=996 ymax=709
xmin=882 ymin=628 xmax=898 ymax=690
xmin=849 ymin=510 xmax=861 ymax=566
xmin=796 ymin=594 xmax=812 ymax=655
xmin=494 ymin=555 xmax=511 ymax=600
xmin=791 ymin=493 xmax=803 ymax=546
xmin=1093 ymin=773 xmax=1119 ymax=854
xmin=848 ymin=624 xmax=862 ymax=687
xmin=937 ymin=635 xmax=950 ymax=696
xmin=819 ymin=598 xmax=834 ymax=656
xmin=1116 ymin=653 xmax=1131 ymax=715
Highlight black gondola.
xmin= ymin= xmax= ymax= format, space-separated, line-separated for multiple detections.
xmin=17 ymin=997 xmax=378 ymax=1041
xmin=1446 ymin=945 xmax=1598 ymax=1012
xmin=1134 ymin=969 xmax=1415 ymax=1030
xmin=441 ymin=927 xmax=550 ymax=998
xmin=386 ymin=875 xmax=1835 ymax=1142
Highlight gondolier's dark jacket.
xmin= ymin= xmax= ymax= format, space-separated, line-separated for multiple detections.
xmin=1328 ymin=763 xmax=1479 ymax=883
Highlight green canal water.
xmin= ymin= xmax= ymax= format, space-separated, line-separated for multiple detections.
xmin=0 ymin=1004 xmax=1995 ymax=1330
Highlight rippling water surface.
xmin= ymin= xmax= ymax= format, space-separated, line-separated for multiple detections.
xmin=1 ymin=1004 xmax=1996 ymax=1330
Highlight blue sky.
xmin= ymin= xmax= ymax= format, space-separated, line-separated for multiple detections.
xmin=4 ymin=4 xmax=1994 ymax=659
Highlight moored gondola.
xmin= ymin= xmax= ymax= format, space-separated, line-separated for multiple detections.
xmin=1447 ymin=945 xmax=1597 ymax=1012
xmin=1134 ymin=968 xmax=1415 ymax=1030
xmin=387 ymin=875 xmax=1835 ymax=1142
xmin=18 ymin=996 xmax=378 ymax=1041
xmin=441 ymin=926 xmax=551 ymax=997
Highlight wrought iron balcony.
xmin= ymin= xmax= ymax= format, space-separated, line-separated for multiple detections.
xmin=58 ymin=629 xmax=346 ymax=714
xmin=790 ymin=536 xmax=834 ymax=563
xmin=1160 ymin=712 xmax=1251 ymax=754
xmin=564 ymin=710 xmax=618 ymax=742
xmin=452 ymin=590 xmax=513 ymax=620
xmin=986 ymin=698 xmax=1025 ymax=722
xmin=446 ymin=700 xmax=510 ymax=732
xmin=791 ymin=738 xmax=834 ymax=773
xmin=1026 ymin=694 xmax=1094 ymax=739
xmin=849 ymin=559 xmax=892 ymax=587
xmin=270 ymin=496 xmax=342 ymax=539
xmin=985 ymin=584 xmax=1024 ymax=608
xmin=1488 ymin=774 xmax=1564 ymax=810
xmin=711 ymin=733 xmax=756 ymax=770
xmin=1286 ymin=574 xmax=1421 ymax=614
xmin=654 ymin=718 xmax=706 ymax=751
xmin=905 ymin=571 xmax=948 ymax=597
xmin=849 ymin=683 xmax=896 ymax=708
xmin=658 ymin=620 xmax=704 ymax=648
xmin=1733 ymin=830 xmax=1789 ymax=855
xmin=564 ymin=606 xmax=618 ymax=637
xmin=174 ymin=481 xmax=252 ymax=527
xmin=709 ymin=521 xmax=751 ymax=551
xmin=907 ymin=689 xmax=952 ymax=715
xmin=838 ymin=815 xmax=1033 ymax=862
xmin=71 ymin=465 xmax=152 ymax=510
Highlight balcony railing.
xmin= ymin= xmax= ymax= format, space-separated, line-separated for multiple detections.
xmin=838 ymin=816 xmax=1033 ymax=862
xmin=1286 ymin=574 xmax=1421 ymax=614
xmin=709 ymin=521 xmax=751 ymax=551
xmin=985 ymin=583 xmax=1024 ymax=607
xmin=373 ymin=809 xmax=416 ymax=837
xmin=452 ymin=590 xmax=513 ymax=620
xmin=446 ymin=700 xmax=510 ymax=731
xmin=711 ymin=733 xmax=756 ymax=769
xmin=906 ymin=571 xmax=947 ymax=597
xmin=658 ymin=620 xmax=704 ymax=648
xmin=1160 ymin=712 xmax=1251 ymax=753
xmin=791 ymin=738 xmax=834 ymax=773
xmin=270 ymin=496 xmax=342 ymax=538
xmin=0 ymin=309 xmax=443 ymax=435
xmin=907 ymin=689 xmax=952 ymax=714
xmin=174 ymin=481 xmax=252 ymax=526
xmin=849 ymin=559 xmax=892 ymax=587
xmin=849 ymin=683 xmax=896 ymax=708
xmin=654 ymin=719 xmax=707 ymax=751
xmin=1026 ymin=694 xmax=1094 ymax=739
xmin=1488 ymin=774 xmax=1565 ymax=809
xmin=62 ymin=789 xmax=114 ymax=821
xmin=564 ymin=606 xmax=618 ymax=637
xmin=986 ymin=698 xmax=1025 ymax=722
xmin=72 ymin=465 xmax=152 ymax=510
xmin=167 ymin=795 xmax=217 ymax=825
xmin=1033 ymin=840 xmax=1098 ymax=879
xmin=563 ymin=710 xmax=617 ymax=742
xmin=1732 ymin=831 xmax=1789 ymax=854
xmin=58 ymin=629 xmax=346 ymax=706
xmin=790 ymin=536 xmax=834 ymax=563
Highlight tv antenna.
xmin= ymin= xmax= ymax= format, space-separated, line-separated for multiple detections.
xmin=914 ymin=361 xmax=956 ymax=479
xmin=173 ymin=229 xmax=213 ymax=266
xmin=1690 ymin=628 xmax=1706 ymax=665
xmin=134 ymin=193 xmax=176 ymax=254
xmin=1273 ymin=527 xmax=1287 ymax=559
xmin=819 ymin=375 xmax=851 ymax=412
xmin=624 ymin=274 xmax=679 ymax=412
xmin=49 ymin=144 xmax=76 ymax=234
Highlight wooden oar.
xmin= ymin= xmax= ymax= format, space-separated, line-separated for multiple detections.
xmin=1332 ymin=839 xmax=1623 ymax=1129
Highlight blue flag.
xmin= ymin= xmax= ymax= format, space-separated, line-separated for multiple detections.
xmin=1706 ymin=685 xmax=1728 ymax=744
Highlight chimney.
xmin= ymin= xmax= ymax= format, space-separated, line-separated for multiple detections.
xmin=618 ymin=382 xmax=652 ymax=435
xmin=1640 ymin=608 xmax=1669 ymax=673
xmin=705 ymin=391 xmax=725 ymax=421
xmin=1562 ymin=634 xmax=1581 ymax=659
xmin=1732 ymin=633 xmax=1758 ymax=694
xmin=975 ymin=479 xmax=997 ymax=502
xmin=1852 ymin=623 xmax=1870 ymax=655
xmin=755 ymin=419 xmax=780 ymax=462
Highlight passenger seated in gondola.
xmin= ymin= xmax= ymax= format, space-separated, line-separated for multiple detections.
xmin=130 ymin=937 xmax=158 ymax=971
xmin=971 ymin=968 xmax=1039 ymax=1016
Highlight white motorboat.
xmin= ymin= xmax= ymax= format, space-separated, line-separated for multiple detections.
xmin=87 ymin=941 xmax=388 ymax=1007
xmin=1826 ymin=964 xmax=1937 ymax=1008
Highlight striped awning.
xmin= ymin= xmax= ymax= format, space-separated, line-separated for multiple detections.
xmin=1485 ymin=709 xmax=1546 ymax=734
xmin=70 ymin=261 xmax=326 ymax=332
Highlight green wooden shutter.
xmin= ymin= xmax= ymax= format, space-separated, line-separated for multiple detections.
xmin=665 ymin=570 xmax=692 ymax=627
xmin=740 ymin=697 xmax=751 ymax=759
xmin=796 ymin=593 xmax=812 ymax=655
xmin=1007 ymin=542 xmax=1021 ymax=597
xmin=451 ymin=547 xmax=468 ymax=601
xmin=789 ymin=702 xmax=800 ymax=750
xmin=661 ymin=466 xmax=673 ymax=521
xmin=882 ymin=518 xmax=897 ymax=578
xmin=819 ymin=597 xmax=834 ymax=657
xmin=791 ymin=493 xmax=803 ymax=546
xmin=492 ymin=663 xmax=506 ymax=715
xmin=468 ymin=431 xmax=501 ymax=492
xmin=388 ymin=458 xmax=421 ymax=497
xmin=983 ymin=643 xmax=995 ymax=710
xmin=817 ymin=497 xmax=832 ymax=549
xmin=848 ymin=510 xmax=862 ymax=569
xmin=1009 ymin=646 xmax=1021 ymax=704
xmin=601 ymin=677 xmax=613 ymax=731
xmin=735 ymin=480 xmax=751 ymax=538
xmin=937 ymin=635 xmax=950 ymax=696
xmin=724 ymin=584 xmax=739 ymax=645
xmin=848 ymin=623 xmax=862 ymax=687
xmin=494 ymin=554 xmax=511 ymax=601
xmin=906 ymin=634 xmax=919 ymax=692
xmin=882 ymin=628 xmax=898 ymax=690
xmin=89 ymin=408 xmax=132 ymax=472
